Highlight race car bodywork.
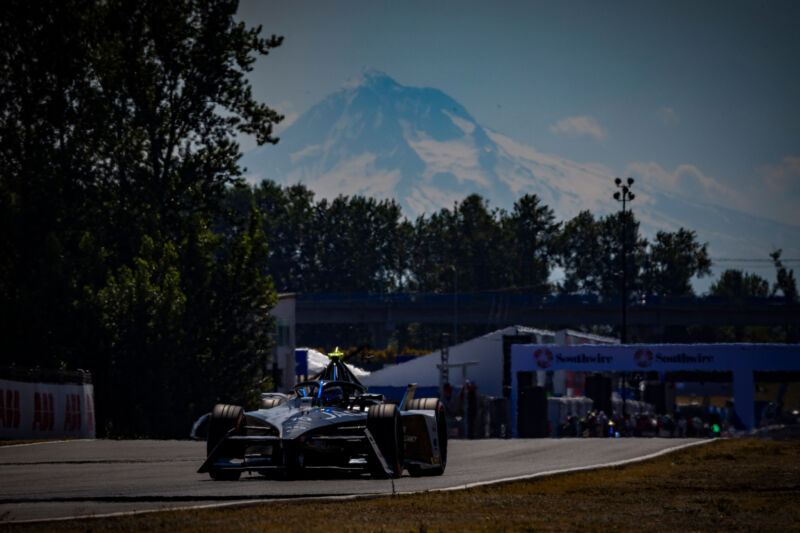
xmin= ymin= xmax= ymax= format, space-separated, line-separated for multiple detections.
xmin=198 ymin=351 xmax=447 ymax=480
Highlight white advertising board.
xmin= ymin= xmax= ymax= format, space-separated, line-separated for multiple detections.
xmin=0 ymin=379 xmax=96 ymax=440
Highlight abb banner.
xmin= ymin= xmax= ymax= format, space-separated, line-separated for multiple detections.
xmin=0 ymin=379 xmax=95 ymax=440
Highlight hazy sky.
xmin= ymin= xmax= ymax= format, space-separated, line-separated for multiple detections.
xmin=237 ymin=1 xmax=800 ymax=229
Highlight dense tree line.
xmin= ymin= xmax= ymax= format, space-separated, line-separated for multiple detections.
xmin=238 ymin=183 xmax=714 ymax=299
xmin=1 ymin=0 xmax=281 ymax=437
xmin=230 ymin=181 xmax=796 ymax=347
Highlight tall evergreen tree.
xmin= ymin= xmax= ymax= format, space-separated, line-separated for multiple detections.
xmin=770 ymin=249 xmax=799 ymax=302
xmin=504 ymin=195 xmax=559 ymax=293
xmin=642 ymin=229 xmax=711 ymax=296
xmin=710 ymin=270 xmax=770 ymax=299
xmin=557 ymin=211 xmax=605 ymax=295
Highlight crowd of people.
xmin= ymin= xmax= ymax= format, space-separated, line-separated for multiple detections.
xmin=557 ymin=411 xmax=725 ymax=438
xmin=437 ymin=380 xmax=731 ymax=439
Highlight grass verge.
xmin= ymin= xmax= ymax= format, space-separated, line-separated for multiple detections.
xmin=4 ymin=438 xmax=799 ymax=532
xmin=0 ymin=440 xmax=69 ymax=447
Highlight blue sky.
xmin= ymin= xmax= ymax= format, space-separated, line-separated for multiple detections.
xmin=238 ymin=0 xmax=800 ymax=231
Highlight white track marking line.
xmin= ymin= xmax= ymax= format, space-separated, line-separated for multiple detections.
xmin=426 ymin=439 xmax=713 ymax=493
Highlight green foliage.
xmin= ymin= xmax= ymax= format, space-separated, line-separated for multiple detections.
xmin=557 ymin=211 xmax=605 ymax=294
xmin=249 ymin=183 xmax=412 ymax=294
xmin=710 ymin=270 xmax=770 ymax=299
xmin=409 ymin=193 xmax=559 ymax=294
xmin=642 ymin=228 xmax=711 ymax=296
xmin=770 ymin=249 xmax=798 ymax=301
xmin=0 ymin=0 xmax=282 ymax=437
xmin=89 ymin=234 xmax=187 ymax=436
xmin=557 ymin=210 xmax=648 ymax=297
xmin=505 ymin=194 xmax=560 ymax=293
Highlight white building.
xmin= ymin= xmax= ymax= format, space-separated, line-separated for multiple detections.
xmin=361 ymin=326 xmax=618 ymax=399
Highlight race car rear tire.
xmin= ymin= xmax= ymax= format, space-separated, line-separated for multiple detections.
xmin=403 ymin=397 xmax=438 ymax=411
xmin=367 ymin=403 xmax=404 ymax=478
xmin=207 ymin=403 xmax=243 ymax=481
xmin=407 ymin=399 xmax=447 ymax=477
xmin=260 ymin=397 xmax=285 ymax=409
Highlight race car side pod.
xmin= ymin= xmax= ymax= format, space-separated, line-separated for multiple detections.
xmin=398 ymin=383 xmax=418 ymax=411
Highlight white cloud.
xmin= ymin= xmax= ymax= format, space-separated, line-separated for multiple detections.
xmin=657 ymin=107 xmax=680 ymax=124
xmin=759 ymin=156 xmax=800 ymax=194
xmin=626 ymin=161 xmax=748 ymax=212
xmin=243 ymin=172 xmax=263 ymax=186
xmin=289 ymin=144 xmax=322 ymax=164
xmin=549 ymin=115 xmax=607 ymax=141
xmin=755 ymin=156 xmax=800 ymax=225
xmin=274 ymin=100 xmax=299 ymax=133
xmin=625 ymin=159 xmax=800 ymax=228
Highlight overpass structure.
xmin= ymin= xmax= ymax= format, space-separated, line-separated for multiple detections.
xmin=296 ymin=293 xmax=800 ymax=330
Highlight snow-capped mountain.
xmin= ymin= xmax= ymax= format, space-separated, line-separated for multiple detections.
xmin=243 ymin=70 xmax=799 ymax=277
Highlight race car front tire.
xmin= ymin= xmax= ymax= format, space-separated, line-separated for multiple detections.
xmin=406 ymin=399 xmax=447 ymax=477
xmin=367 ymin=403 xmax=404 ymax=478
xmin=207 ymin=403 xmax=243 ymax=481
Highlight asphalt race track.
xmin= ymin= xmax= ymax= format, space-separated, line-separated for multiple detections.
xmin=1 ymin=438 xmax=705 ymax=523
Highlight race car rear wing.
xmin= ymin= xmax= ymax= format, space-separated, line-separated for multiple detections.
xmin=398 ymin=383 xmax=417 ymax=410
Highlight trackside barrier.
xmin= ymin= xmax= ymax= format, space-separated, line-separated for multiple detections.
xmin=0 ymin=379 xmax=95 ymax=439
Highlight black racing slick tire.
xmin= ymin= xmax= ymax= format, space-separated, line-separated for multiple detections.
xmin=406 ymin=399 xmax=447 ymax=477
xmin=260 ymin=397 xmax=285 ymax=409
xmin=367 ymin=403 xmax=404 ymax=478
xmin=403 ymin=397 xmax=439 ymax=411
xmin=207 ymin=403 xmax=243 ymax=481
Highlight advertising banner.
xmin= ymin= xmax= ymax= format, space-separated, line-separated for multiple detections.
xmin=295 ymin=349 xmax=309 ymax=378
xmin=0 ymin=379 xmax=96 ymax=440
xmin=510 ymin=344 xmax=800 ymax=436
xmin=511 ymin=344 xmax=800 ymax=374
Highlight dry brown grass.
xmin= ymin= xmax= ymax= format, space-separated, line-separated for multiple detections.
xmin=4 ymin=438 xmax=799 ymax=532
xmin=0 ymin=440 xmax=66 ymax=447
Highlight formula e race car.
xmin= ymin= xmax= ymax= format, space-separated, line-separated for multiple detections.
xmin=198 ymin=349 xmax=447 ymax=480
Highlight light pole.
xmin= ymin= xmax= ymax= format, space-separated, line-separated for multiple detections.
xmin=614 ymin=177 xmax=634 ymax=427
xmin=450 ymin=265 xmax=458 ymax=345
xmin=613 ymin=177 xmax=635 ymax=344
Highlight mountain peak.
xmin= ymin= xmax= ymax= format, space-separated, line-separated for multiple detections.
xmin=242 ymin=72 xmax=800 ymax=273
xmin=343 ymin=68 xmax=397 ymax=90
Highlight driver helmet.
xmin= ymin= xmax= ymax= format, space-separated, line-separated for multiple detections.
xmin=322 ymin=386 xmax=343 ymax=404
